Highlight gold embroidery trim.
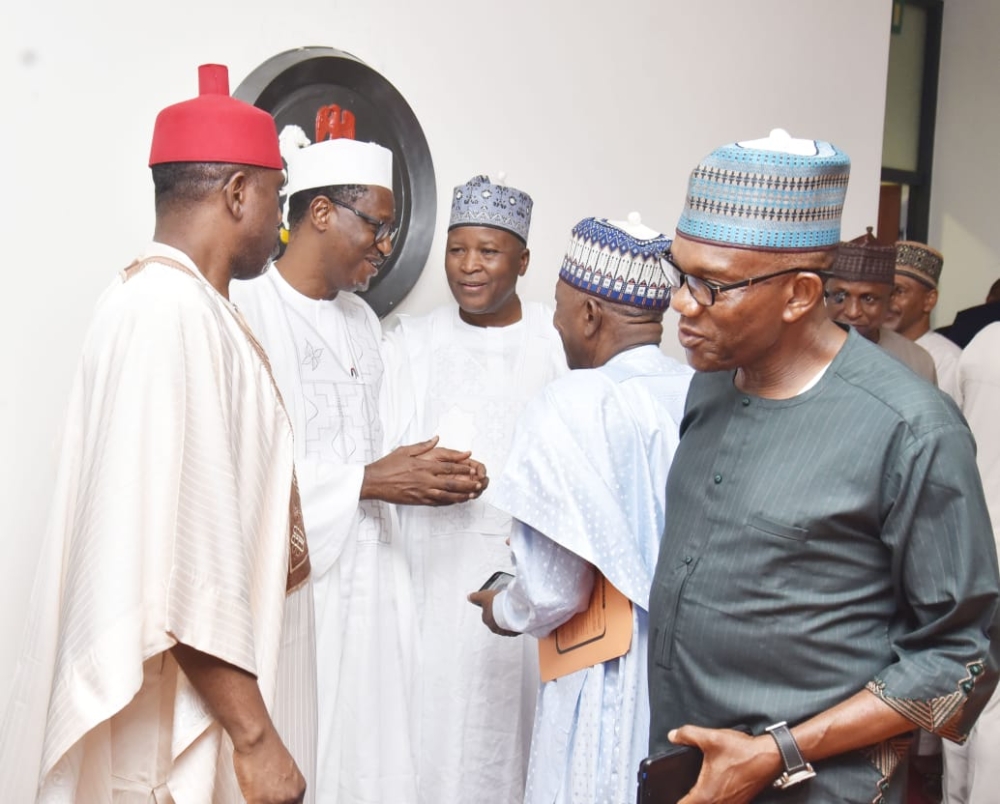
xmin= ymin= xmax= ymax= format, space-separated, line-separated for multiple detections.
xmin=866 ymin=657 xmax=988 ymax=743
xmin=860 ymin=735 xmax=912 ymax=804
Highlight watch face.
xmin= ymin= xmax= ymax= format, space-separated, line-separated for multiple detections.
xmin=234 ymin=47 xmax=437 ymax=318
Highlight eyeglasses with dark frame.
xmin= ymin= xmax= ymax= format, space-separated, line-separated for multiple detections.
xmin=823 ymin=289 xmax=887 ymax=309
xmin=664 ymin=252 xmax=827 ymax=308
xmin=330 ymin=198 xmax=398 ymax=244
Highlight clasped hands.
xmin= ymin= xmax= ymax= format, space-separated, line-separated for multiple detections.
xmin=362 ymin=435 xmax=488 ymax=506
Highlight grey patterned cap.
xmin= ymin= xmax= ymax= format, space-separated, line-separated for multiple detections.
xmin=449 ymin=174 xmax=533 ymax=244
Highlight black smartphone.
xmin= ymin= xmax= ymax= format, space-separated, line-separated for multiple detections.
xmin=636 ymin=743 xmax=702 ymax=804
xmin=479 ymin=570 xmax=514 ymax=592
xmin=637 ymin=726 xmax=751 ymax=804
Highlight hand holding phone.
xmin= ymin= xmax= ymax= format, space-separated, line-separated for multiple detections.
xmin=636 ymin=744 xmax=702 ymax=804
xmin=478 ymin=570 xmax=514 ymax=592
xmin=637 ymin=725 xmax=752 ymax=804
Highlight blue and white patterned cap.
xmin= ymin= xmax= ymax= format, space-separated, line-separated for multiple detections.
xmin=559 ymin=215 xmax=672 ymax=311
xmin=449 ymin=174 xmax=533 ymax=244
xmin=677 ymin=129 xmax=851 ymax=251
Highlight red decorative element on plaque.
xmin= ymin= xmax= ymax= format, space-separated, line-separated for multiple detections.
xmin=316 ymin=105 xmax=356 ymax=141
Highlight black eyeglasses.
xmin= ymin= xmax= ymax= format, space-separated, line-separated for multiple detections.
xmin=664 ymin=253 xmax=825 ymax=308
xmin=330 ymin=198 xmax=398 ymax=244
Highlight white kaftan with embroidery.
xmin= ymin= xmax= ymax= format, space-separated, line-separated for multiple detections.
xmin=382 ymin=302 xmax=566 ymax=804
xmin=232 ymin=266 xmax=417 ymax=804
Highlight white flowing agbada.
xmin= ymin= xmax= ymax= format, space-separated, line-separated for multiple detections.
xmin=231 ymin=266 xmax=417 ymax=804
xmin=490 ymin=344 xmax=692 ymax=804
xmin=382 ymin=302 xmax=567 ymax=804
xmin=943 ymin=322 xmax=1000 ymax=804
xmin=918 ymin=329 xmax=963 ymax=403
xmin=0 ymin=243 xmax=317 ymax=804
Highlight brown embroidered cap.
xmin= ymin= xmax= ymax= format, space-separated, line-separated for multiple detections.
xmin=830 ymin=226 xmax=896 ymax=285
xmin=895 ymin=241 xmax=944 ymax=288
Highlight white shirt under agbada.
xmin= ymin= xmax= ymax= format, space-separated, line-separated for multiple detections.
xmin=0 ymin=243 xmax=317 ymax=803
xmin=231 ymin=266 xmax=417 ymax=804
xmin=491 ymin=344 xmax=693 ymax=804
xmin=382 ymin=302 xmax=567 ymax=804
xmin=918 ymin=328 xmax=963 ymax=403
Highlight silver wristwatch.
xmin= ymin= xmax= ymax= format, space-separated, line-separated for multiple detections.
xmin=765 ymin=721 xmax=816 ymax=789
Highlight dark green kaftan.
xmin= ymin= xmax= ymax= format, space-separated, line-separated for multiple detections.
xmin=648 ymin=329 xmax=1000 ymax=804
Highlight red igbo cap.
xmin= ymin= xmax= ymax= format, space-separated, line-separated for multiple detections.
xmin=149 ymin=64 xmax=281 ymax=169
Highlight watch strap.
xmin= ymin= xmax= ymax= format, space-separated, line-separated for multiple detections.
xmin=765 ymin=721 xmax=816 ymax=789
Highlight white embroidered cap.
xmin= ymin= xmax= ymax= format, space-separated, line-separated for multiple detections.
xmin=284 ymin=137 xmax=394 ymax=199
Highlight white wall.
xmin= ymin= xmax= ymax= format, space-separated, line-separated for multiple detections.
xmin=0 ymin=0 xmax=892 ymax=691
xmin=929 ymin=0 xmax=1000 ymax=326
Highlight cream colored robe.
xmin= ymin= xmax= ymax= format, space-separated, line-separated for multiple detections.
xmin=878 ymin=326 xmax=938 ymax=384
xmin=0 ymin=244 xmax=316 ymax=803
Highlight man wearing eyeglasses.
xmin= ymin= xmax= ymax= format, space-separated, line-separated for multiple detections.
xmin=646 ymin=130 xmax=999 ymax=804
xmin=232 ymin=137 xmax=487 ymax=804
xmin=823 ymin=228 xmax=937 ymax=385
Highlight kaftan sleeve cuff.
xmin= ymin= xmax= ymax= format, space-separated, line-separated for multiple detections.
xmin=494 ymin=524 xmax=595 ymax=639
xmin=866 ymin=657 xmax=995 ymax=743
xmin=492 ymin=589 xmax=517 ymax=634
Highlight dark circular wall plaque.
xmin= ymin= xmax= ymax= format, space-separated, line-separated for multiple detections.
xmin=234 ymin=47 xmax=436 ymax=318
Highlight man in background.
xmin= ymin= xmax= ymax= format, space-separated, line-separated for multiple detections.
xmin=648 ymin=130 xmax=998 ymax=803
xmin=384 ymin=174 xmax=566 ymax=804
xmin=885 ymin=241 xmax=962 ymax=401
xmin=470 ymin=214 xmax=691 ymax=804
xmin=937 ymin=278 xmax=1000 ymax=347
xmin=231 ymin=137 xmax=486 ymax=804
xmin=0 ymin=64 xmax=315 ymax=803
xmin=943 ymin=321 xmax=1000 ymax=804
xmin=825 ymin=227 xmax=937 ymax=383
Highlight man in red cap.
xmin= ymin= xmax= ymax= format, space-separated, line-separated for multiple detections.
xmin=0 ymin=65 xmax=314 ymax=803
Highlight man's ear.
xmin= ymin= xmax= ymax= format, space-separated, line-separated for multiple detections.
xmin=923 ymin=287 xmax=938 ymax=314
xmin=783 ymin=272 xmax=825 ymax=324
xmin=310 ymin=195 xmax=334 ymax=230
xmin=582 ymin=296 xmax=603 ymax=338
xmin=518 ymin=248 xmax=530 ymax=276
xmin=222 ymin=170 xmax=250 ymax=220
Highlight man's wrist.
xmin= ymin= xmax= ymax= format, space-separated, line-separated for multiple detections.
xmin=359 ymin=462 xmax=383 ymax=501
xmin=229 ymin=715 xmax=272 ymax=754
xmin=765 ymin=721 xmax=816 ymax=789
